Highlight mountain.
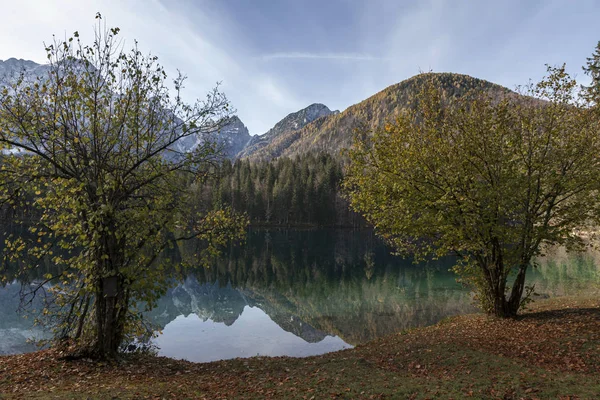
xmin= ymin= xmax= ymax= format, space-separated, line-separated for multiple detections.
xmin=241 ymin=73 xmax=512 ymax=161
xmin=213 ymin=116 xmax=252 ymax=158
xmin=0 ymin=58 xmax=49 ymax=82
xmin=237 ymin=103 xmax=337 ymax=159
xmin=173 ymin=115 xmax=251 ymax=158
xmin=146 ymin=276 xmax=329 ymax=343
xmin=2 ymin=59 xmax=513 ymax=162
xmin=149 ymin=277 xmax=248 ymax=328
xmin=0 ymin=58 xmax=251 ymax=159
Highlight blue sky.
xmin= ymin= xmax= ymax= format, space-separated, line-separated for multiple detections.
xmin=0 ymin=0 xmax=599 ymax=134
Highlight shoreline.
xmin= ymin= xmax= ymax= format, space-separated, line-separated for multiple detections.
xmin=1 ymin=295 xmax=599 ymax=399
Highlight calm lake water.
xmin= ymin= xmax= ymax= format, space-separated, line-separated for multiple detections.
xmin=1 ymin=229 xmax=599 ymax=362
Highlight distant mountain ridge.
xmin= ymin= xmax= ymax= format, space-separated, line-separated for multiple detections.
xmin=240 ymin=73 xmax=513 ymax=161
xmin=0 ymin=58 xmax=251 ymax=159
xmin=0 ymin=58 xmax=49 ymax=79
xmin=1 ymin=59 xmax=513 ymax=161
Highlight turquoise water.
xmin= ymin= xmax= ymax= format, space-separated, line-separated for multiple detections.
xmin=1 ymin=229 xmax=599 ymax=361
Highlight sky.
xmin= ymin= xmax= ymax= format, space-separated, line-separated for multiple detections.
xmin=0 ymin=0 xmax=599 ymax=135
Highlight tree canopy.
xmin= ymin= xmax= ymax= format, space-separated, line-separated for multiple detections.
xmin=344 ymin=67 xmax=600 ymax=317
xmin=0 ymin=15 xmax=246 ymax=358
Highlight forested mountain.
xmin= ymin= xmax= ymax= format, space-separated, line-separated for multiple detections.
xmin=1 ymin=60 xmax=517 ymax=228
xmin=240 ymin=73 xmax=512 ymax=161
xmin=2 ymin=59 xmax=512 ymax=163
xmin=192 ymin=73 xmax=516 ymax=226
xmin=195 ymin=73 xmax=515 ymax=227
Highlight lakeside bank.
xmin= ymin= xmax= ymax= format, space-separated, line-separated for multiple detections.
xmin=1 ymin=295 xmax=599 ymax=399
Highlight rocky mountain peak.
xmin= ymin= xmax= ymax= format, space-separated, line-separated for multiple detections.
xmin=265 ymin=103 xmax=333 ymax=139
xmin=236 ymin=103 xmax=335 ymax=159
xmin=215 ymin=116 xmax=252 ymax=158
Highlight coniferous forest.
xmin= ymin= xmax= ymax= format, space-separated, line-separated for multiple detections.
xmin=197 ymin=153 xmax=366 ymax=227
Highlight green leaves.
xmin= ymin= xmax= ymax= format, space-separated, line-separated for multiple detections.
xmin=344 ymin=69 xmax=600 ymax=316
xmin=0 ymin=17 xmax=243 ymax=356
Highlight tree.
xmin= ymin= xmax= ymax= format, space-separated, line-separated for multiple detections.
xmin=344 ymin=68 xmax=600 ymax=317
xmin=0 ymin=15 xmax=246 ymax=358
xmin=582 ymin=40 xmax=600 ymax=103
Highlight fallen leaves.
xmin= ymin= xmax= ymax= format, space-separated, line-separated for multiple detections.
xmin=0 ymin=298 xmax=599 ymax=399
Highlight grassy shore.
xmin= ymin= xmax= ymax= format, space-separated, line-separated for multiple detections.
xmin=1 ymin=296 xmax=599 ymax=399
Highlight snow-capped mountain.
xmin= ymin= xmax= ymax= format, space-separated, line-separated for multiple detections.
xmin=0 ymin=58 xmax=49 ymax=82
xmin=0 ymin=58 xmax=251 ymax=159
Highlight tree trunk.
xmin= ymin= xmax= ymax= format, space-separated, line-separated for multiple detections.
xmin=488 ymin=264 xmax=528 ymax=318
xmin=484 ymin=238 xmax=514 ymax=318
xmin=92 ymin=225 xmax=127 ymax=359
xmin=507 ymin=264 xmax=528 ymax=316
xmin=93 ymin=276 xmax=125 ymax=359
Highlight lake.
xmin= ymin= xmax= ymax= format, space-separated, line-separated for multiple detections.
xmin=1 ymin=229 xmax=599 ymax=362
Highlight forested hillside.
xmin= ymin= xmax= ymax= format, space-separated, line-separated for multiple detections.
xmin=192 ymin=73 xmax=517 ymax=227
xmin=242 ymin=73 xmax=512 ymax=161
xmin=197 ymin=153 xmax=365 ymax=227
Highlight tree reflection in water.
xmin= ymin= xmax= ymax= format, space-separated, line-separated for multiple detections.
xmin=3 ymin=229 xmax=599 ymax=359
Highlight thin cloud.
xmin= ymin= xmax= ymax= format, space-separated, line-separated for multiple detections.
xmin=259 ymin=52 xmax=389 ymax=61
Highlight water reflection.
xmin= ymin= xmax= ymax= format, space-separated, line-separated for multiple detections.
xmin=154 ymin=306 xmax=350 ymax=363
xmin=0 ymin=283 xmax=47 ymax=355
xmin=145 ymin=229 xmax=477 ymax=361
xmin=2 ymin=229 xmax=599 ymax=361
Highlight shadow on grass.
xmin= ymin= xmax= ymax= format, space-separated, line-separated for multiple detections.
xmin=519 ymin=307 xmax=600 ymax=322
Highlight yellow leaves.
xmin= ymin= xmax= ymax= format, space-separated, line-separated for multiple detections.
xmin=0 ymin=17 xmax=245 ymax=355
xmin=346 ymin=67 xmax=600 ymax=315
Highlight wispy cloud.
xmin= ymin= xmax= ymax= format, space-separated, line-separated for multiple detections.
xmin=259 ymin=52 xmax=389 ymax=61
xmin=2 ymin=0 xmax=598 ymax=135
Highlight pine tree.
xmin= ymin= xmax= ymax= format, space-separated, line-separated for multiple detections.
xmin=582 ymin=41 xmax=600 ymax=103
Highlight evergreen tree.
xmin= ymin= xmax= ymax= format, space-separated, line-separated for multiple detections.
xmin=582 ymin=41 xmax=600 ymax=103
xmin=199 ymin=152 xmax=364 ymax=227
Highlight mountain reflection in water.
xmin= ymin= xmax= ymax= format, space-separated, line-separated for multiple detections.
xmin=154 ymin=305 xmax=350 ymax=363
xmin=144 ymin=229 xmax=475 ymax=361
xmin=2 ymin=229 xmax=599 ymax=361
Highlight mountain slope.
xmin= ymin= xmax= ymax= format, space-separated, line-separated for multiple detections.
xmin=0 ymin=58 xmax=251 ymax=159
xmin=242 ymin=73 xmax=512 ymax=161
xmin=0 ymin=58 xmax=49 ymax=82
xmin=237 ymin=103 xmax=336 ymax=158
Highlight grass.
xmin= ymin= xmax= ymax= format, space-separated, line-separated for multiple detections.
xmin=1 ymin=295 xmax=599 ymax=399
